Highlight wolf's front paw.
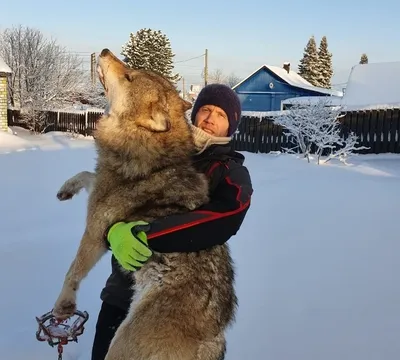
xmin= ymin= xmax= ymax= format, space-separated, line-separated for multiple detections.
xmin=52 ymin=293 xmax=77 ymax=320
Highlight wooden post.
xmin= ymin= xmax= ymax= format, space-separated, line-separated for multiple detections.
xmin=204 ymin=49 xmax=208 ymax=86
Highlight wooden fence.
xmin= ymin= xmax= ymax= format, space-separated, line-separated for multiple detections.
xmin=231 ymin=108 xmax=400 ymax=154
xmin=7 ymin=109 xmax=103 ymax=136
xmin=7 ymin=107 xmax=400 ymax=155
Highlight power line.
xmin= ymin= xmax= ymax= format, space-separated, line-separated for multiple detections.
xmin=174 ymin=64 xmax=203 ymax=68
xmin=61 ymin=51 xmax=92 ymax=55
xmin=174 ymin=53 xmax=204 ymax=64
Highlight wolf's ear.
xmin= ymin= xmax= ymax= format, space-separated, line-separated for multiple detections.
xmin=180 ymin=98 xmax=192 ymax=112
xmin=143 ymin=103 xmax=171 ymax=132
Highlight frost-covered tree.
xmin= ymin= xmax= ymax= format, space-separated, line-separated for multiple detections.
xmin=121 ymin=28 xmax=180 ymax=83
xmin=316 ymin=36 xmax=333 ymax=88
xmin=271 ymin=98 xmax=367 ymax=164
xmin=0 ymin=25 xmax=91 ymax=132
xmin=298 ymin=36 xmax=320 ymax=87
xmin=359 ymin=53 xmax=368 ymax=64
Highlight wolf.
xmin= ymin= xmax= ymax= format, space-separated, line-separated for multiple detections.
xmin=52 ymin=49 xmax=237 ymax=360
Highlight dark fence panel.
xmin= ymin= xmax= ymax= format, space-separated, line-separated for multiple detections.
xmin=7 ymin=108 xmax=104 ymax=136
xmin=231 ymin=108 xmax=400 ymax=155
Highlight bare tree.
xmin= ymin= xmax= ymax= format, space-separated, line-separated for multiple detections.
xmin=201 ymin=68 xmax=241 ymax=88
xmin=0 ymin=25 xmax=94 ymax=132
xmin=225 ymin=72 xmax=241 ymax=88
xmin=201 ymin=68 xmax=225 ymax=84
xmin=207 ymin=68 xmax=226 ymax=84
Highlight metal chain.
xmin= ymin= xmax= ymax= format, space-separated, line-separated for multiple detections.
xmin=57 ymin=343 xmax=63 ymax=360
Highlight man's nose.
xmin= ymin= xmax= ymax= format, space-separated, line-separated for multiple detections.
xmin=205 ymin=110 xmax=216 ymax=123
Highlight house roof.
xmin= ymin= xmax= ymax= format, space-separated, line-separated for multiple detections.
xmin=232 ymin=64 xmax=342 ymax=97
xmin=0 ymin=56 xmax=12 ymax=74
xmin=282 ymin=95 xmax=342 ymax=106
xmin=341 ymin=61 xmax=400 ymax=110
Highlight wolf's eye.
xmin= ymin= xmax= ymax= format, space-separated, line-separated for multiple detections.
xmin=124 ymin=73 xmax=133 ymax=82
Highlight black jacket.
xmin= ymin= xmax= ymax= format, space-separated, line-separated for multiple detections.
xmin=100 ymin=143 xmax=253 ymax=310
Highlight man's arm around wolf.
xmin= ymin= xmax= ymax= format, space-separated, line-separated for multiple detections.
xmin=57 ymin=159 xmax=252 ymax=254
xmin=146 ymin=161 xmax=252 ymax=253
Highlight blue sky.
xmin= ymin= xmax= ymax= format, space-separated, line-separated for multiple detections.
xmin=2 ymin=0 xmax=399 ymax=89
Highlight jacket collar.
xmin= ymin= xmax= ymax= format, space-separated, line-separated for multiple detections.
xmin=192 ymin=143 xmax=245 ymax=165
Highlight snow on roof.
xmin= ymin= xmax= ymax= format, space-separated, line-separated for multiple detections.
xmin=341 ymin=61 xmax=400 ymax=111
xmin=232 ymin=64 xmax=343 ymax=97
xmin=0 ymin=56 xmax=12 ymax=74
xmin=282 ymin=95 xmax=342 ymax=106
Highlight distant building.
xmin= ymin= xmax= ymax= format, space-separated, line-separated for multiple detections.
xmin=0 ymin=56 xmax=12 ymax=132
xmin=232 ymin=62 xmax=342 ymax=112
xmin=341 ymin=61 xmax=400 ymax=111
xmin=186 ymin=84 xmax=203 ymax=102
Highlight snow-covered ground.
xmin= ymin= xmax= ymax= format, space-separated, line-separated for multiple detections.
xmin=0 ymin=126 xmax=93 ymax=154
xmin=1 ymin=128 xmax=400 ymax=360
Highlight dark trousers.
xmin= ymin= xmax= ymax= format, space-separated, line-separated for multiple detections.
xmin=91 ymin=301 xmax=129 ymax=360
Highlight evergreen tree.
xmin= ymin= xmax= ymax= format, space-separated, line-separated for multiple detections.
xmin=298 ymin=36 xmax=320 ymax=87
xmin=359 ymin=53 xmax=368 ymax=64
xmin=316 ymin=36 xmax=333 ymax=88
xmin=121 ymin=28 xmax=180 ymax=83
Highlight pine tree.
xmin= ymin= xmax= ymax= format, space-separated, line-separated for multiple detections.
xmin=298 ymin=36 xmax=320 ymax=87
xmin=359 ymin=53 xmax=368 ymax=64
xmin=316 ymin=36 xmax=333 ymax=88
xmin=121 ymin=28 xmax=180 ymax=83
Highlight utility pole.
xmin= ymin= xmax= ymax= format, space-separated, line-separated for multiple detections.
xmin=182 ymin=77 xmax=185 ymax=99
xmin=204 ymin=49 xmax=208 ymax=86
xmin=90 ymin=53 xmax=96 ymax=86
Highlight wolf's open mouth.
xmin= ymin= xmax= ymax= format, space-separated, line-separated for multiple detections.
xmin=97 ymin=65 xmax=107 ymax=91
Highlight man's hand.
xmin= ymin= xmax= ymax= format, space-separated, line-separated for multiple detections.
xmin=107 ymin=221 xmax=152 ymax=271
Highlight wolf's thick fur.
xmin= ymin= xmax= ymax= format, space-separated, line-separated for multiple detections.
xmin=52 ymin=49 xmax=237 ymax=360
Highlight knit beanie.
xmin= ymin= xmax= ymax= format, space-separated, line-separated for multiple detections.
xmin=190 ymin=84 xmax=241 ymax=136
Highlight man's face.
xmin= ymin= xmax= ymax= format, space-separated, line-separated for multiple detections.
xmin=194 ymin=105 xmax=229 ymax=137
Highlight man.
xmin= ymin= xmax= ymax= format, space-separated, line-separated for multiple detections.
xmin=91 ymin=83 xmax=253 ymax=360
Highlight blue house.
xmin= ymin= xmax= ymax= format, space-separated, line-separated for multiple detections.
xmin=232 ymin=63 xmax=343 ymax=112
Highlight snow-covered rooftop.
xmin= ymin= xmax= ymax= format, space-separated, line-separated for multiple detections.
xmin=282 ymin=95 xmax=342 ymax=106
xmin=233 ymin=64 xmax=343 ymax=97
xmin=341 ymin=61 xmax=400 ymax=111
xmin=0 ymin=56 xmax=12 ymax=74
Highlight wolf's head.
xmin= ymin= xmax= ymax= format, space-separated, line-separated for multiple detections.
xmin=94 ymin=49 xmax=195 ymax=176
xmin=97 ymin=48 xmax=191 ymax=131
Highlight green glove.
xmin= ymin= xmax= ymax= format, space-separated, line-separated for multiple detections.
xmin=107 ymin=221 xmax=152 ymax=271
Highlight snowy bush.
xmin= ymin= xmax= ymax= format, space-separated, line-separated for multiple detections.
xmin=271 ymin=98 xmax=368 ymax=164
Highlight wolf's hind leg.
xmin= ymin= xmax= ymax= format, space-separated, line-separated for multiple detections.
xmin=195 ymin=333 xmax=227 ymax=360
